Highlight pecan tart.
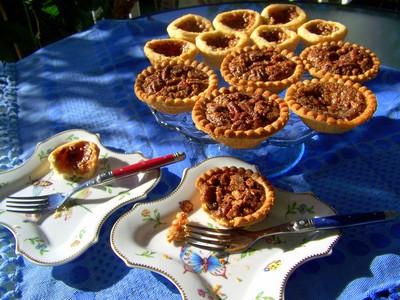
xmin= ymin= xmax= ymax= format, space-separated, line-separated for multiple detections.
xmin=48 ymin=140 xmax=100 ymax=180
xmin=134 ymin=59 xmax=218 ymax=114
xmin=167 ymin=14 xmax=213 ymax=43
xmin=195 ymin=30 xmax=249 ymax=68
xmin=250 ymin=25 xmax=299 ymax=52
xmin=284 ymin=78 xmax=377 ymax=133
xmin=144 ymin=39 xmax=198 ymax=65
xmin=196 ymin=166 xmax=275 ymax=228
xmin=212 ymin=9 xmax=262 ymax=36
xmin=192 ymin=86 xmax=289 ymax=148
xmin=261 ymin=4 xmax=307 ymax=31
xmin=298 ymin=19 xmax=347 ymax=46
xmin=220 ymin=45 xmax=303 ymax=94
xmin=300 ymin=41 xmax=380 ymax=83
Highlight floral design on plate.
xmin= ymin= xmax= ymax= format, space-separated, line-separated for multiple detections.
xmin=111 ymin=157 xmax=340 ymax=300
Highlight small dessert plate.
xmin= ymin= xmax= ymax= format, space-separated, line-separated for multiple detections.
xmin=111 ymin=156 xmax=340 ymax=300
xmin=0 ymin=129 xmax=160 ymax=265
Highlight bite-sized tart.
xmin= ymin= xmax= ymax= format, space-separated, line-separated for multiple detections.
xmin=220 ymin=45 xmax=303 ymax=94
xmin=195 ymin=30 xmax=249 ymax=68
xmin=134 ymin=59 xmax=218 ymax=114
xmin=48 ymin=140 xmax=100 ymax=180
xmin=284 ymin=77 xmax=377 ymax=133
xmin=192 ymin=86 xmax=289 ymax=148
xmin=250 ymin=25 xmax=299 ymax=52
xmin=297 ymin=19 xmax=347 ymax=46
xmin=144 ymin=38 xmax=198 ymax=65
xmin=300 ymin=41 xmax=380 ymax=83
xmin=212 ymin=9 xmax=262 ymax=36
xmin=261 ymin=4 xmax=307 ymax=31
xmin=167 ymin=14 xmax=213 ymax=43
xmin=195 ymin=166 xmax=275 ymax=228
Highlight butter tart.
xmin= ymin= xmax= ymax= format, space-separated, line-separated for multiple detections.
xmin=167 ymin=14 xmax=213 ymax=43
xmin=298 ymin=19 xmax=347 ymax=46
xmin=144 ymin=38 xmax=198 ymax=65
xmin=48 ymin=140 xmax=100 ymax=180
xmin=134 ymin=59 xmax=218 ymax=114
xmin=212 ymin=9 xmax=262 ymax=36
xmin=195 ymin=30 xmax=249 ymax=68
xmin=284 ymin=77 xmax=377 ymax=133
xmin=192 ymin=86 xmax=289 ymax=149
xmin=195 ymin=166 xmax=275 ymax=228
xmin=220 ymin=45 xmax=303 ymax=94
xmin=300 ymin=41 xmax=380 ymax=83
xmin=250 ymin=25 xmax=299 ymax=52
xmin=261 ymin=4 xmax=307 ymax=31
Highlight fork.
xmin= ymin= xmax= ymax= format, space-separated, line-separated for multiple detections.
xmin=185 ymin=211 xmax=400 ymax=253
xmin=5 ymin=152 xmax=185 ymax=213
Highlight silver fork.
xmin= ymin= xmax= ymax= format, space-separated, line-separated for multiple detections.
xmin=4 ymin=152 xmax=185 ymax=213
xmin=185 ymin=211 xmax=400 ymax=253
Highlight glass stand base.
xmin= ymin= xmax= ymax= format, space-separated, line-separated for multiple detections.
xmin=203 ymin=143 xmax=305 ymax=178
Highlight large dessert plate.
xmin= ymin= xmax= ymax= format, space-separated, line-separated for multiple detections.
xmin=111 ymin=156 xmax=340 ymax=300
xmin=0 ymin=129 xmax=160 ymax=265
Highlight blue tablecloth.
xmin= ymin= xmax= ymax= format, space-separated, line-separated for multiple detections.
xmin=1 ymin=3 xmax=400 ymax=300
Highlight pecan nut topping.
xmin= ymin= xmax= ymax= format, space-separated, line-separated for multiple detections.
xmin=267 ymin=6 xmax=298 ymax=25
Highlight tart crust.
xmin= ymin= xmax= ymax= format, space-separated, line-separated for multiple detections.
xmin=195 ymin=30 xmax=249 ymax=68
xmin=134 ymin=59 xmax=218 ymax=114
xmin=250 ymin=25 xmax=299 ymax=52
xmin=300 ymin=41 xmax=380 ymax=83
xmin=167 ymin=14 xmax=213 ymax=43
xmin=195 ymin=166 xmax=275 ymax=228
xmin=212 ymin=9 xmax=262 ymax=35
xmin=220 ymin=45 xmax=303 ymax=94
xmin=284 ymin=77 xmax=377 ymax=133
xmin=144 ymin=38 xmax=198 ymax=65
xmin=261 ymin=4 xmax=307 ymax=31
xmin=192 ymin=86 xmax=289 ymax=148
xmin=297 ymin=19 xmax=347 ymax=46
xmin=48 ymin=140 xmax=100 ymax=180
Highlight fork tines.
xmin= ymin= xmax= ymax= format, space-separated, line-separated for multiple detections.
xmin=6 ymin=196 xmax=49 ymax=213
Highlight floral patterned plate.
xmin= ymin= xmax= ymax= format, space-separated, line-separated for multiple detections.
xmin=110 ymin=156 xmax=341 ymax=300
xmin=0 ymin=129 xmax=160 ymax=265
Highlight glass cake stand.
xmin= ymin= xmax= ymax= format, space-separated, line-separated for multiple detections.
xmin=151 ymin=108 xmax=316 ymax=178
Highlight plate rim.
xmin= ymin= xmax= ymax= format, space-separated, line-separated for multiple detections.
xmin=110 ymin=156 xmax=342 ymax=300
xmin=0 ymin=128 xmax=161 ymax=266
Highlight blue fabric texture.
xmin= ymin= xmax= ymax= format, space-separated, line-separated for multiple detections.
xmin=0 ymin=3 xmax=400 ymax=300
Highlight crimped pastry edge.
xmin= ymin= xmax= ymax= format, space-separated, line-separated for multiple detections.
xmin=143 ymin=38 xmax=198 ymax=65
xmin=284 ymin=77 xmax=377 ymax=133
xmin=261 ymin=3 xmax=307 ymax=31
xmin=134 ymin=59 xmax=218 ymax=114
xmin=297 ymin=19 xmax=348 ymax=46
xmin=195 ymin=166 xmax=275 ymax=228
xmin=192 ymin=85 xmax=289 ymax=148
xmin=212 ymin=9 xmax=263 ymax=36
xmin=300 ymin=40 xmax=381 ymax=83
xmin=250 ymin=25 xmax=299 ymax=52
xmin=220 ymin=45 xmax=304 ymax=94
xmin=166 ymin=14 xmax=213 ymax=43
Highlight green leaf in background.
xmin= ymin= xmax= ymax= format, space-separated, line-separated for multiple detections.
xmin=41 ymin=4 xmax=60 ymax=17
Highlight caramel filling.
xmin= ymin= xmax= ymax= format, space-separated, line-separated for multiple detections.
xmin=307 ymin=22 xmax=338 ymax=36
xmin=293 ymin=82 xmax=366 ymax=120
xmin=306 ymin=44 xmax=374 ymax=76
xmin=228 ymin=49 xmax=296 ymax=81
xmin=55 ymin=141 xmax=94 ymax=174
xmin=259 ymin=28 xmax=287 ymax=43
xmin=142 ymin=64 xmax=209 ymax=98
xmin=220 ymin=12 xmax=255 ymax=30
xmin=205 ymin=92 xmax=280 ymax=131
xmin=150 ymin=41 xmax=185 ymax=57
xmin=267 ymin=7 xmax=298 ymax=25
xmin=199 ymin=169 xmax=265 ymax=220
xmin=205 ymin=34 xmax=238 ymax=50
xmin=177 ymin=18 xmax=207 ymax=32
